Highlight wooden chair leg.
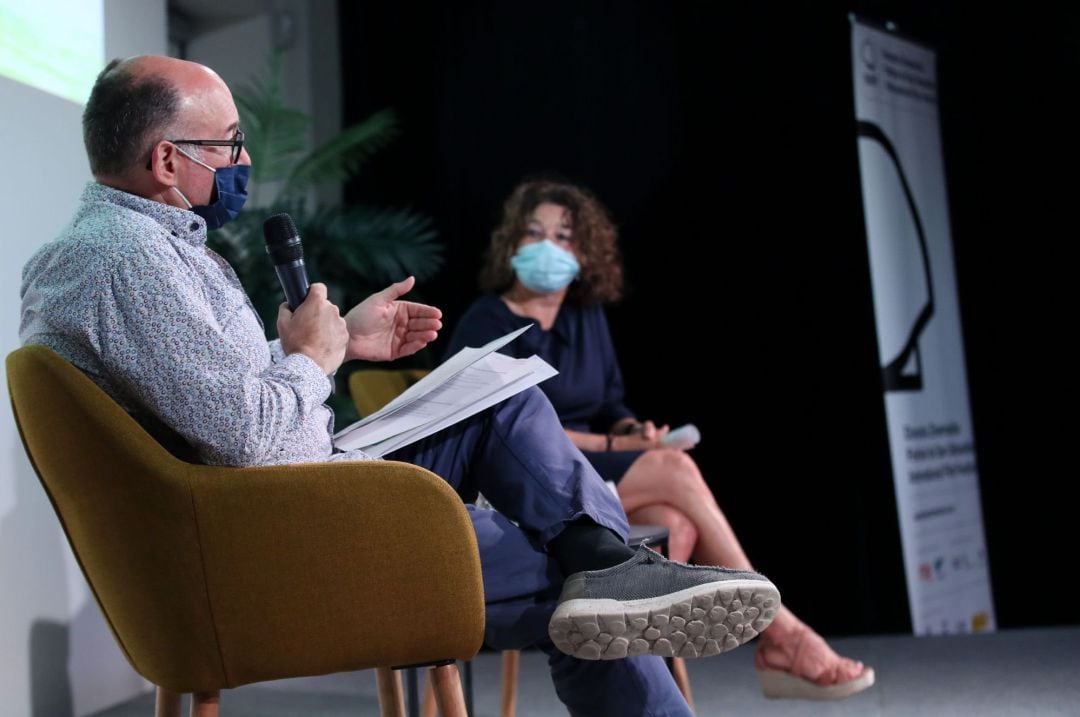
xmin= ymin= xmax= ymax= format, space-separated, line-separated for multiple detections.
xmin=671 ymin=657 xmax=695 ymax=713
xmin=190 ymin=691 xmax=220 ymax=717
xmin=430 ymin=663 xmax=467 ymax=717
xmin=376 ymin=667 xmax=407 ymax=717
xmin=421 ymin=670 xmax=438 ymax=717
xmin=500 ymin=649 xmax=520 ymax=717
xmin=155 ymin=687 xmax=181 ymax=717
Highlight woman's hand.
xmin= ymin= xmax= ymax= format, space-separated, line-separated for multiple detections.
xmin=610 ymin=419 xmax=670 ymax=451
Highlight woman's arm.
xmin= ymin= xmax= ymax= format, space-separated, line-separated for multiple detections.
xmin=566 ymin=421 xmax=670 ymax=452
xmin=565 ymin=427 xmax=609 ymax=452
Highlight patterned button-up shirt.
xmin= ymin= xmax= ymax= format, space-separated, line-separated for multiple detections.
xmin=21 ymin=182 xmax=369 ymax=466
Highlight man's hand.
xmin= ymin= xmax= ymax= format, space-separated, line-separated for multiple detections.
xmin=344 ymin=276 xmax=443 ymax=362
xmin=277 ymin=283 xmax=348 ymax=374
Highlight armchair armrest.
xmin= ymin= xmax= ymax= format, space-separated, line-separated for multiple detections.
xmin=186 ymin=459 xmax=485 ymax=688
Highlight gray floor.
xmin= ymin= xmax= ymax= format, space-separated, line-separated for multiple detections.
xmin=92 ymin=626 xmax=1080 ymax=716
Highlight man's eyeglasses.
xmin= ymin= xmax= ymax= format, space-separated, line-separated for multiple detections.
xmin=169 ymin=128 xmax=246 ymax=164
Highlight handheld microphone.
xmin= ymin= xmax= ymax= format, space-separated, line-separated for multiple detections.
xmin=263 ymin=213 xmax=310 ymax=310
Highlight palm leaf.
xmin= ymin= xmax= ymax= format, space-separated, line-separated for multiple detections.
xmin=299 ymin=204 xmax=442 ymax=293
xmin=233 ymin=55 xmax=310 ymax=187
xmin=209 ymin=200 xmax=443 ymax=331
xmin=282 ymin=108 xmax=400 ymax=198
xmin=206 ymin=51 xmax=444 ymax=343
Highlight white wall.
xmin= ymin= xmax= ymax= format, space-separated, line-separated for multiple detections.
xmin=0 ymin=3 xmax=166 ymax=715
xmin=185 ymin=0 xmax=343 ymax=208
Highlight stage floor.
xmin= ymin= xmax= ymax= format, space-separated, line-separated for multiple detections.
xmin=93 ymin=625 xmax=1080 ymax=716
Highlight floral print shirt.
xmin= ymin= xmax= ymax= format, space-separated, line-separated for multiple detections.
xmin=20 ymin=182 xmax=369 ymax=466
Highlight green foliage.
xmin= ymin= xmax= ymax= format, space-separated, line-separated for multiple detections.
xmin=207 ymin=53 xmax=444 ymax=428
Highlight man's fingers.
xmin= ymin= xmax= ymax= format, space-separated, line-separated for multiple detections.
xmin=407 ymin=303 xmax=443 ymax=320
xmin=405 ymin=329 xmax=439 ymax=343
xmin=379 ymin=276 xmax=416 ymax=301
xmin=304 ymin=282 xmax=328 ymax=301
xmin=408 ymin=317 xmax=443 ymax=332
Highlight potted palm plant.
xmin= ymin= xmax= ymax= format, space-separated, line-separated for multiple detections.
xmin=208 ymin=54 xmax=443 ymax=427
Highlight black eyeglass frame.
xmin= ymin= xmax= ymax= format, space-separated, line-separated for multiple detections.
xmin=168 ymin=127 xmax=246 ymax=164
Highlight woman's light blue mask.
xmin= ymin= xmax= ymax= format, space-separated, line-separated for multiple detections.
xmin=510 ymin=239 xmax=581 ymax=293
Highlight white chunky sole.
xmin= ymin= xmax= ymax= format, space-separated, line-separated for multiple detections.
xmin=758 ymin=665 xmax=876 ymax=700
xmin=548 ymin=580 xmax=780 ymax=660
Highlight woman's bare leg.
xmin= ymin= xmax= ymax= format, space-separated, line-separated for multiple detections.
xmin=617 ymin=449 xmax=866 ymax=686
xmin=753 ymin=610 xmax=866 ymax=684
xmin=617 ymin=450 xmax=751 ymax=569
xmin=625 ymin=503 xmax=698 ymax=562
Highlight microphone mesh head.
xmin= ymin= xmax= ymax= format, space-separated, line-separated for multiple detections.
xmin=263 ymin=213 xmax=303 ymax=262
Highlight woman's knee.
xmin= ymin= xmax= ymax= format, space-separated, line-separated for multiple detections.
xmin=635 ymin=450 xmax=708 ymax=493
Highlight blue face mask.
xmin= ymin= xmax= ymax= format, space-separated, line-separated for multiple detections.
xmin=510 ymin=239 xmax=581 ymax=293
xmin=172 ymin=147 xmax=250 ymax=229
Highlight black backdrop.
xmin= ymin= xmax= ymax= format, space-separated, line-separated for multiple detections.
xmin=338 ymin=1 xmax=1077 ymax=636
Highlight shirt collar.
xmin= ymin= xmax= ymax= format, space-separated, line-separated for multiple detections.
xmin=83 ymin=182 xmax=208 ymax=247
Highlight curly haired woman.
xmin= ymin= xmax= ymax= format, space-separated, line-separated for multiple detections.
xmin=445 ymin=177 xmax=876 ymax=700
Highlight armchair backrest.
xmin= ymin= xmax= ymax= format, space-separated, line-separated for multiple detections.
xmin=6 ymin=344 xmax=227 ymax=688
xmin=349 ymin=368 xmax=431 ymax=417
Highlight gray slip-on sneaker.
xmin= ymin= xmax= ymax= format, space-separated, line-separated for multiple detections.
xmin=548 ymin=546 xmax=780 ymax=660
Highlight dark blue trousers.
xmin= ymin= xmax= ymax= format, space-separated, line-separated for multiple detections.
xmin=387 ymin=386 xmax=693 ymax=716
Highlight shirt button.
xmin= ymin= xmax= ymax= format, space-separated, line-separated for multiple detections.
xmin=190 ymin=222 xmax=199 ymax=231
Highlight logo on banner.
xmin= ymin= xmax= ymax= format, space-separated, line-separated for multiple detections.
xmin=856 ymin=121 xmax=934 ymax=392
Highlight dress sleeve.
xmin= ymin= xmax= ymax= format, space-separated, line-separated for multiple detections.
xmin=592 ymin=307 xmax=634 ymax=432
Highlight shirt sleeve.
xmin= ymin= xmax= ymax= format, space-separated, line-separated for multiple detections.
xmin=97 ymin=243 xmax=332 ymax=466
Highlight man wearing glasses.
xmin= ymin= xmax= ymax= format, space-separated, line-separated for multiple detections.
xmin=20 ymin=55 xmax=784 ymax=717
xmin=144 ymin=121 xmax=246 ymax=230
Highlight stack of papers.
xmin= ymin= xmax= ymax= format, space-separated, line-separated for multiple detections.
xmin=333 ymin=325 xmax=556 ymax=457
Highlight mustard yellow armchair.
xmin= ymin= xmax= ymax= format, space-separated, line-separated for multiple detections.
xmin=349 ymin=368 xmax=432 ymax=418
xmin=7 ymin=346 xmax=484 ymax=717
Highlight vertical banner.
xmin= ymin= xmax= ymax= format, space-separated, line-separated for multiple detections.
xmin=851 ymin=19 xmax=995 ymax=635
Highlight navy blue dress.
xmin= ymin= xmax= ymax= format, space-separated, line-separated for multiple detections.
xmin=445 ymin=294 xmax=643 ymax=483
